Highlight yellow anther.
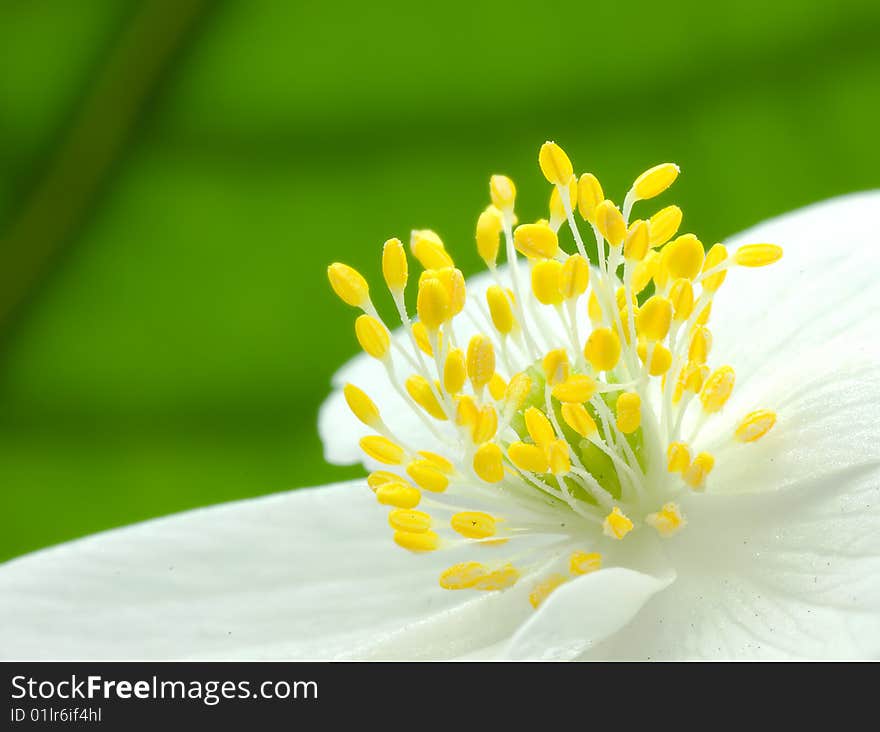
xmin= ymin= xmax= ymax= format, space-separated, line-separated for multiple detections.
xmin=665 ymin=234 xmax=705 ymax=280
xmin=439 ymin=562 xmax=488 ymax=590
xmin=648 ymin=205 xmax=682 ymax=247
xmin=486 ymin=285 xmax=516 ymax=335
xmin=418 ymin=451 xmax=454 ymax=473
xmin=513 ymin=222 xmax=559 ymax=259
xmin=531 ymin=259 xmax=564 ymax=305
xmin=735 ymin=409 xmax=777 ymax=443
xmin=412 ymin=321 xmax=434 ymax=355
xmin=416 ymin=276 xmax=450 ymax=331
xmin=542 ymin=348 xmax=570 ymax=386
xmin=577 ymin=173 xmax=604 ymax=222
xmin=551 ymin=374 xmax=598 ymax=403
xmin=467 ymin=335 xmax=496 ymax=390
xmin=587 ymin=290 xmax=604 ymax=323
xmin=603 ymin=506 xmax=634 ymax=540
xmin=472 ymin=405 xmax=498 ymax=443
xmin=488 ymin=372 xmax=507 ymax=401
xmin=669 ymin=278 xmax=694 ymax=321
xmin=561 ymin=402 xmax=597 ymax=438
xmin=632 ymin=251 xmax=660 ymax=294
xmin=695 ymin=301 xmax=712 ymax=325
xmin=632 ymin=163 xmax=680 ymax=200
xmin=367 ymin=470 xmax=403 ymax=490
xmin=473 ymin=563 xmax=519 ymax=591
xmin=623 ymin=219 xmax=650 ymax=261
xmin=476 ymin=206 xmax=503 ymax=267
xmin=442 ymin=349 xmax=467 ymax=395
xmin=538 ymin=141 xmax=574 ymax=186
xmin=653 ymin=246 xmax=671 ymax=291
xmin=594 ymin=200 xmax=627 ymax=246
xmin=560 ymin=254 xmax=590 ymax=299
xmin=393 ymin=530 xmax=440 ymax=553
xmin=646 ymin=502 xmax=686 ymax=537
xmin=524 ymin=406 xmax=555 ymax=446
xmin=388 ymin=508 xmax=432 ymax=533
xmin=508 ymin=441 xmax=550 ymax=473
xmin=327 ymin=262 xmax=370 ymax=308
xmin=406 ymin=459 xmax=449 ymax=493
xmin=637 ymin=341 xmax=672 ymax=376
xmin=411 ymin=230 xmax=454 ymax=269
xmin=473 ymin=442 xmax=504 ymax=483
xmin=666 ymin=441 xmax=691 ymax=474
xmin=569 ymin=551 xmax=602 ymax=575
xmin=423 ymin=267 xmax=466 ymax=317
xmin=700 ymin=365 xmax=735 ymax=413
xmin=583 ymin=327 xmax=621 ymax=372
xmin=405 ymin=375 xmax=447 ymax=421
xmin=674 ymin=362 xmax=709 ymax=403
xmin=376 ymin=482 xmax=421 ymax=509
xmin=615 ymin=286 xmax=637 ymax=311
xmin=382 ymin=238 xmax=408 ymax=292
xmin=615 ymin=392 xmax=642 ymax=434
xmin=451 ymin=511 xmax=497 ymax=539
xmin=360 ymin=435 xmax=405 ymax=465
xmin=342 ymin=383 xmax=381 ymax=428
xmin=504 ymin=372 xmax=532 ymax=411
xmin=683 ymin=452 xmax=715 ymax=490
xmin=702 ymin=243 xmax=728 ymax=292
xmin=490 ymin=174 xmax=517 ymax=212
xmin=549 ymin=178 xmax=578 ymax=226
xmin=546 ymin=438 xmax=571 ymax=475
xmin=455 ymin=394 xmax=478 ymax=427
xmin=688 ymin=326 xmax=712 ymax=363
xmin=529 ymin=574 xmax=566 ymax=609
xmin=636 ymin=295 xmax=672 ymax=341
xmin=355 ymin=315 xmax=390 ymax=359
xmin=735 ymin=244 xmax=783 ymax=267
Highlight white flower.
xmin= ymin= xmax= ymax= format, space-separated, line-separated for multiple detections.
xmin=1 ymin=143 xmax=878 ymax=660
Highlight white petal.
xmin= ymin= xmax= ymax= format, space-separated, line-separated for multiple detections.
xmin=582 ymin=462 xmax=880 ymax=660
xmin=505 ymin=566 xmax=675 ymax=660
xmin=0 ymin=481 xmax=526 ymax=660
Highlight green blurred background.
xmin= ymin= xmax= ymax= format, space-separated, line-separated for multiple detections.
xmin=1 ymin=0 xmax=878 ymax=561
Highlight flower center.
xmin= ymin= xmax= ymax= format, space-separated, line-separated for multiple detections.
xmin=328 ymin=141 xmax=782 ymax=608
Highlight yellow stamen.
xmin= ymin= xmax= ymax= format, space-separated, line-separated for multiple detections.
xmin=632 ymin=163 xmax=680 ymax=200
xmin=443 ymin=349 xmax=467 ymax=394
xmin=539 ymin=141 xmax=574 ymax=186
xmin=734 ymin=244 xmax=783 ymax=267
xmin=486 ymin=285 xmax=516 ymax=335
xmin=524 ymin=406 xmax=556 ymax=446
xmin=328 ymin=262 xmax=370 ymax=308
xmin=615 ymin=392 xmax=641 ymax=434
xmin=702 ymin=243 xmax=728 ymax=292
xmin=472 ymin=405 xmax=498 ymax=443
xmin=504 ymin=372 xmax=532 ymax=411
xmin=508 ymin=441 xmax=550 ymax=473
xmin=360 ymin=435 xmax=404 ymax=465
xmin=439 ymin=562 xmax=488 ymax=590
xmin=405 ymin=375 xmax=447 ymax=420
xmin=490 ymin=174 xmax=517 ymax=213
xmin=648 ymin=205 xmax=682 ymax=247
xmin=394 ymin=530 xmax=440 ymax=553
xmin=683 ymin=452 xmax=714 ymax=490
xmin=473 ymin=564 xmax=519 ymax=591
xmin=636 ymin=295 xmax=672 ymax=341
xmin=416 ymin=276 xmax=450 ymax=330
xmin=388 ymin=508 xmax=432 ymax=533
xmin=632 ymin=251 xmax=660 ymax=294
xmin=419 ymin=450 xmax=453 ymax=473
xmin=529 ymin=574 xmax=567 ymax=609
xmin=549 ymin=178 xmax=578 ymax=226
xmin=646 ymin=502 xmax=686 ymax=537
xmin=603 ymin=506 xmax=634 ymax=540
xmin=542 ymin=348 xmax=570 ymax=386
xmin=688 ymin=326 xmax=712 ymax=363
xmin=551 ymin=374 xmax=598 ymax=403
xmin=382 ymin=238 xmax=408 ymax=292
xmin=735 ymin=409 xmax=777 ymax=442
xmin=624 ymin=219 xmax=650 ymax=261
xmin=665 ymin=234 xmax=705 ymax=280
xmin=376 ymin=482 xmax=421 ymax=509
xmin=637 ymin=341 xmax=672 ymax=376
xmin=411 ymin=321 xmax=434 ymax=355
xmin=514 ymin=221 xmax=559 ymax=259
xmin=547 ymin=438 xmax=571 ymax=475
xmin=561 ymin=402 xmax=598 ymax=438
xmin=451 ymin=511 xmax=497 ymax=539
xmin=467 ymin=335 xmax=496 ymax=390
xmin=569 ymin=551 xmax=602 ymax=575
xmin=406 ymin=459 xmax=449 ymax=492
xmin=367 ymin=470 xmax=402 ymax=490
xmin=700 ymin=365 xmax=735 ymax=413
xmin=560 ymin=254 xmax=590 ymax=299
xmin=531 ymin=259 xmax=564 ymax=305
xmin=411 ymin=229 xmax=454 ymax=269
xmin=666 ymin=441 xmax=691 ymax=474
xmin=584 ymin=327 xmax=621 ymax=372
xmin=594 ymin=200 xmax=626 ymax=246
xmin=455 ymin=394 xmax=478 ymax=427
xmin=473 ymin=442 xmax=504 ymax=483
xmin=577 ymin=173 xmax=604 ymax=222
xmin=355 ymin=314 xmax=390 ymax=359
xmin=343 ymin=383 xmax=380 ymax=428
xmin=669 ymin=278 xmax=694 ymax=321
xmin=488 ymin=372 xmax=507 ymax=400
xmin=476 ymin=206 xmax=503 ymax=267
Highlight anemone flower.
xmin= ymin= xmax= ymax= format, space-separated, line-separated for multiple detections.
xmin=1 ymin=143 xmax=878 ymax=661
